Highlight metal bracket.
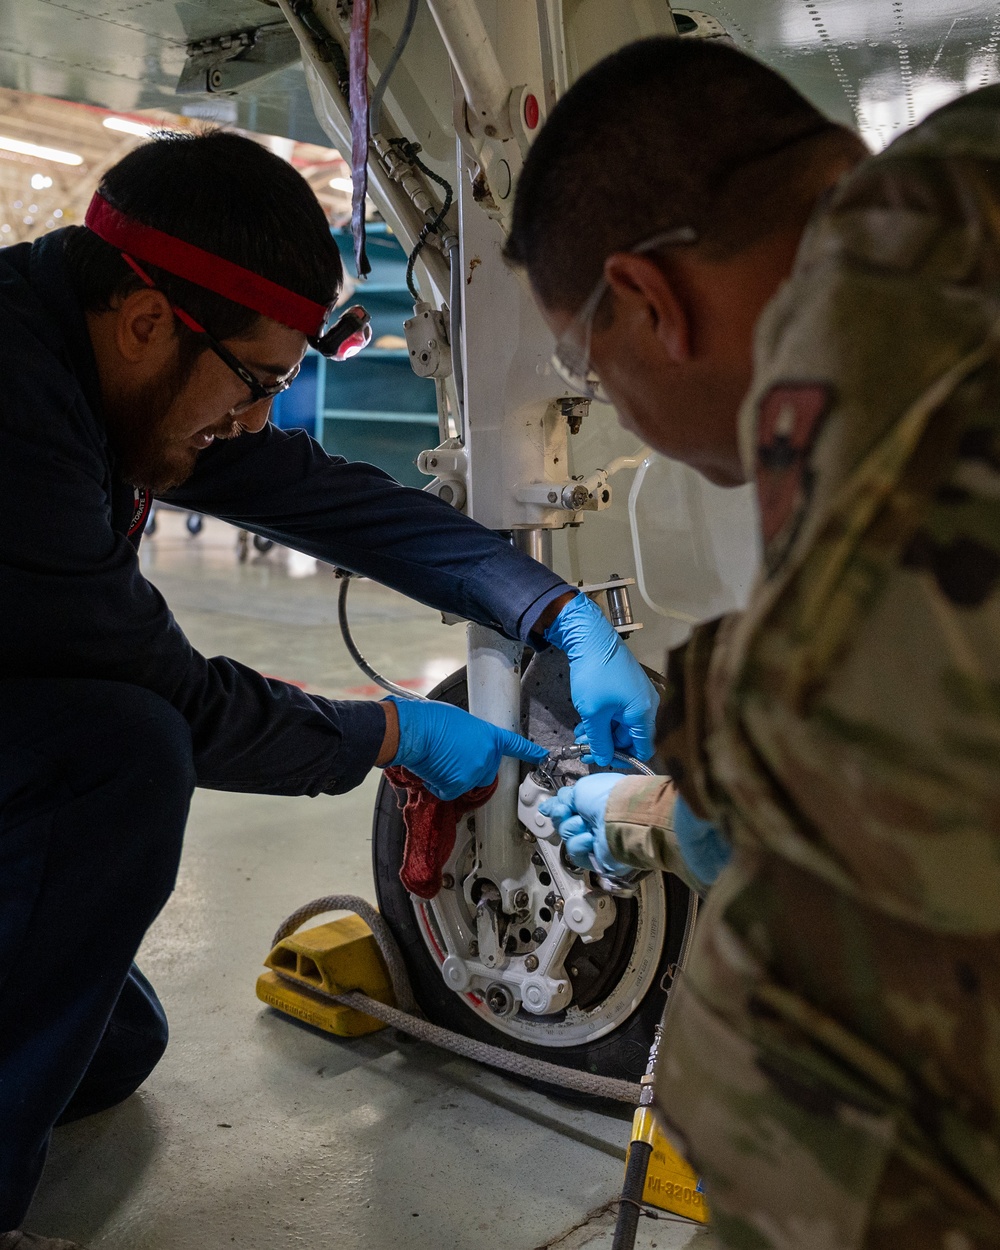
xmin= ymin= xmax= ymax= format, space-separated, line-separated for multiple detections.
xmin=404 ymin=303 xmax=452 ymax=379
xmin=474 ymin=885 xmax=506 ymax=971
xmin=577 ymin=576 xmax=643 ymax=637
xmin=177 ymin=22 xmax=302 ymax=95
xmin=515 ymin=475 xmax=612 ymax=513
xmin=417 ymin=439 xmax=468 ymax=510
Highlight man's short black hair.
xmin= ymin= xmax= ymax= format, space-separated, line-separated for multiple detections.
xmin=65 ymin=128 xmax=343 ymax=342
xmin=505 ymin=37 xmax=868 ymax=312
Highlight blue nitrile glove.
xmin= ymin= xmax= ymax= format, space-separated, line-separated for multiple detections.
xmin=539 ymin=773 xmax=633 ymax=877
xmin=673 ymin=794 xmax=731 ymax=886
xmin=387 ymin=696 xmax=547 ymax=801
xmin=543 ymin=593 xmax=659 ymax=766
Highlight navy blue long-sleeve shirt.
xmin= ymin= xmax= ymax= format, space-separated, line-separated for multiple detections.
xmin=0 ymin=231 xmax=570 ymax=795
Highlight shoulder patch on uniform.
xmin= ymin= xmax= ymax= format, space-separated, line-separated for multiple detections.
xmin=755 ymin=382 xmax=833 ymax=552
xmin=128 ymin=486 xmax=151 ymax=537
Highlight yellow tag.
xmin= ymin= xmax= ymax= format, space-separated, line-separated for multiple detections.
xmin=629 ymin=1108 xmax=710 ymax=1224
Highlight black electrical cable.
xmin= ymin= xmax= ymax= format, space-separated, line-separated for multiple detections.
xmin=391 ymin=140 xmax=454 ymax=301
xmin=336 ymin=571 xmax=428 ymax=701
xmin=612 ymin=1145 xmax=653 ymax=1250
xmin=369 ymin=0 xmax=420 ymax=135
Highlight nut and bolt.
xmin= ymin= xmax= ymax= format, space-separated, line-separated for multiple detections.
xmin=524 ymin=954 xmax=539 ymax=972
xmin=562 ymin=483 xmax=591 ymax=510
xmin=513 ymin=889 xmax=530 ymax=910
xmin=531 ymin=851 xmax=544 ymax=867
xmin=532 ymin=927 xmax=547 ymax=944
xmin=559 ymin=398 xmax=587 ymax=435
xmin=485 ymin=983 xmax=514 ymax=1015
xmin=440 ymin=873 xmax=454 ymax=890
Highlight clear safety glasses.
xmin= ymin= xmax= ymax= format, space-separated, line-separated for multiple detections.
xmin=550 ymin=226 xmax=699 ymax=402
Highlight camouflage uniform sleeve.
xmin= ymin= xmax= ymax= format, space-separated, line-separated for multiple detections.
xmin=604 ymin=775 xmax=709 ymax=894
xmin=603 ymin=612 xmax=737 ymax=894
xmin=707 ymin=97 xmax=1000 ymax=934
xmin=654 ymin=616 xmax=730 ymax=821
xmin=651 ymin=87 xmax=1000 ymax=1249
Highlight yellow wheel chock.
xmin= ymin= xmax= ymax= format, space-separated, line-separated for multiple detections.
xmin=626 ymin=1105 xmax=710 ymax=1224
xmin=256 ymin=913 xmax=395 ymax=1037
xmin=259 ymin=904 xmax=710 ymax=1235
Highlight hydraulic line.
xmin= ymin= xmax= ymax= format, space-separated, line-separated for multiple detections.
xmin=368 ymin=4 xmax=459 ymax=404
xmin=614 ymin=1136 xmax=654 ymax=1250
xmin=337 ymin=571 xmax=429 ymax=702
xmin=533 ymin=743 xmax=655 ymax=787
xmin=369 ymin=0 xmax=420 ymax=135
xmin=447 ymin=235 xmax=465 ymax=433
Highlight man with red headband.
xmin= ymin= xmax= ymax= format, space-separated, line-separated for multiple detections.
xmin=0 ymin=130 xmax=657 ymax=1247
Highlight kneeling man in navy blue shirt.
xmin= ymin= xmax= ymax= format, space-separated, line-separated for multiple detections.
xmin=0 ymin=130 xmax=658 ymax=1243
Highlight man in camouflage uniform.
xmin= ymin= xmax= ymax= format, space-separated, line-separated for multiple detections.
xmin=506 ymin=34 xmax=1000 ymax=1250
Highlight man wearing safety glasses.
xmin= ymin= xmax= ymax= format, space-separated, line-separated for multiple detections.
xmin=0 ymin=129 xmax=657 ymax=1247
xmin=508 ymin=33 xmax=1000 ymax=1250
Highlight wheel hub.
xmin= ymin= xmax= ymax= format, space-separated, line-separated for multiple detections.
xmin=407 ymin=647 xmax=671 ymax=1047
xmin=413 ymin=760 xmax=667 ymax=1044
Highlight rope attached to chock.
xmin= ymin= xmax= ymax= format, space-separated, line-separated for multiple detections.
xmin=270 ymin=893 xmax=645 ymax=1104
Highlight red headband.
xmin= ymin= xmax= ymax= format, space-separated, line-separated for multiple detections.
xmin=84 ymin=192 xmax=331 ymax=337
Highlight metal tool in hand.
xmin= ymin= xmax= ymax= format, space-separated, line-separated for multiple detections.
xmin=528 ymin=744 xmax=653 ymax=892
xmin=529 ymin=743 xmax=589 ymax=792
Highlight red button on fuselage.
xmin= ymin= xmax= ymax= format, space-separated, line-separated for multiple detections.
xmin=524 ymin=93 xmax=539 ymax=129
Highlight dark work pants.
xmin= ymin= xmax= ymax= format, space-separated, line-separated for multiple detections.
xmin=0 ymin=679 xmax=195 ymax=1230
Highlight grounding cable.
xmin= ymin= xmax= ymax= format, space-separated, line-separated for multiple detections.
xmin=368 ymin=0 xmax=419 ymax=136
xmin=336 ymin=570 xmax=429 ymax=702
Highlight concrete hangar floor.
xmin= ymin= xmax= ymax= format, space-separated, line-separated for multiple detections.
xmin=23 ymin=508 xmax=713 ymax=1250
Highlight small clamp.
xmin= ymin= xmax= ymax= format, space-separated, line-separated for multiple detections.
xmin=530 ymin=743 xmax=587 ymax=792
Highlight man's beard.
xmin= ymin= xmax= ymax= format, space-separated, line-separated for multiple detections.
xmin=102 ymin=354 xmax=198 ymax=493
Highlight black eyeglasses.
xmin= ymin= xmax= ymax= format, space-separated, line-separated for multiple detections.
xmin=120 ymin=252 xmax=372 ymax=416
xmin=198 ymin=331 xmax=300 ymax=416
xmin=203 ymin=304 xmax=374 ymax=413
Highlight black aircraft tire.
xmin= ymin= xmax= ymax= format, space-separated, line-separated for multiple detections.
xmin=371 ymin=667 xmax=694 ymax=1092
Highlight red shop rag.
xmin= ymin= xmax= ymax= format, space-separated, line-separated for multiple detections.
xmin=383 ymin=766 xmax=498 ymax=899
